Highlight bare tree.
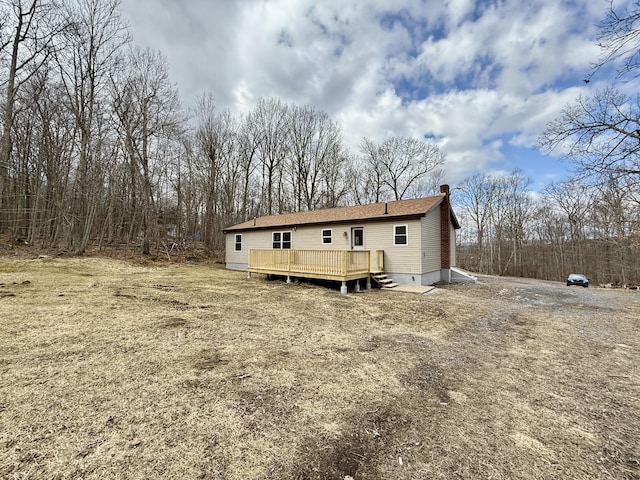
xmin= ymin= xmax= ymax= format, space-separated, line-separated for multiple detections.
xmin=112 ymin=46 xmax=181 ymax=254
xmin=358 ymin=136 xmax=445 ymax=202
xmin=501 ymin=171 xmax=534 ymax=276
xmin=8 ymin=70 xmax=59 ymax=242
xmin=352 ymin=138 xmax=386 ymax=204
xmin=455 ymin=171 xmax=533 ymax=276
xmin=194 ymin=94 xmax=236 ymax=251
xmin=539 ymin=88 xmax=640 ymax=194
xmin=30 ymin=75 xmax=75 ymax=246
xmin=319 ymin=150 xmax=348 ymax=208
xmin=172 ymin=135 xmax=202 ymax=241
xmin=544 ymin=180 xmax=594 ymax=272
xmin=456 ymin=172 xmax=497 ymax=272
xmin=236 ymin=109 xmax=260 ymax=221
xmin=591 ymin=0 xmax=640 ymax=81
xmin=56 ymin=0 xmax=129 ymax=252
xmin=529 ymin=201 xmax=568 ymax=279
xmin=541 ymin=1 xmax=640 ymax=199
xmin=288 ymin=104 xmax=343 ymax=211
xmin=590 ymin=175 xmax=638 ymax=285
xmin=0 ymin=0 xmax=65 ymax=232
xmin=253 ymin=98 xmax=289 ymax=215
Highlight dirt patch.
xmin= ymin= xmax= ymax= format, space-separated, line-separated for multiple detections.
xmin=194 ymin=349 xmax=230 ymax=370
xmin=402 ymin=360 xmax=451 ymax=404
xmin=158 ymin=316 xmax=189 ymax=328
xmin=1 ymin=258 xmax=639 ymax=479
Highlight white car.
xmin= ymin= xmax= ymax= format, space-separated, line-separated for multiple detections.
xmin=567 ymin=274 xmax=589 ymax=288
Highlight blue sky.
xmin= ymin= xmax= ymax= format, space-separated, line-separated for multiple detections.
xmin=119 ymin=0 xmax=628 ymax=191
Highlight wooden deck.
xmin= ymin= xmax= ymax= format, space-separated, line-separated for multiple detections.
xmin=248 ymin=249 xmax=376 ymax=283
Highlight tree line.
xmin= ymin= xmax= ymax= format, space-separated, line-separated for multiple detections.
xmin=515 ymin=0 xmax=640 ymax=286
xmin=0 ymin=0 xmax=444 ymax=254
xmin=454 ymin=171 xmax=640 ymax=286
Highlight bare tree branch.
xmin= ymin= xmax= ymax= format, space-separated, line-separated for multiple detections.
xmin=591 ymin=0 xmax=640 ymax=81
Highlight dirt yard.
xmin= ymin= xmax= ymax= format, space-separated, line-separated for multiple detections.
xmin=1 ymin=256 xmax=638 ymax=479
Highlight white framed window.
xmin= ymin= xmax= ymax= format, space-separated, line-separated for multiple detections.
xmin=321 ymin=228 xmax=332 ymax=244
xmin=272 ymin=231 xmax=292 ymax=249
xmin=351 ymin=227 xmax=364 ymax=249
xmin=234 ymin=234 xmax=242 ymax=251
xmin=394 ymin=224 xmax=408 ymax=246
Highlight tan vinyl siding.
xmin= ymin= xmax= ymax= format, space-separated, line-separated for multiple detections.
xmin=288 ymin=224 xmax=351 ymax=250
xmin=421 ymin=207 xmax=441 ymax=273
xmin=367 ymin=219 xmax=422 ymax=274
xmin=225 ymin=229 xmax=280 ymax=265
xmin=226 ymin=225 xmax=350 ymax=266
xmin=225 ymin=234 xmax=237 ymax=263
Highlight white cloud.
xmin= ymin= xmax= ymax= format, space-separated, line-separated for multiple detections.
xmin=120 ymin=0 xmax=608 ymax=188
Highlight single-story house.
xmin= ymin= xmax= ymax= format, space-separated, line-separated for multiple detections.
xmin=223 ymin=185 xmax=473 ymax=293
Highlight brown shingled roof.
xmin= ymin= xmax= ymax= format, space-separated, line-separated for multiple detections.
xmin=224 ymin=195 xmax=447 ymax=232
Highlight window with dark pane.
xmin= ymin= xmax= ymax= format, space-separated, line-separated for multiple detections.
xmin=394 ymin=225 xmax=408 ymax=245
xmin=282 ymin=231 xmax=291 ymax=249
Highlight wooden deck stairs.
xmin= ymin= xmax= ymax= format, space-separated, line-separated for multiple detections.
xmin=371 ymin=271 xmax=398 ymax=289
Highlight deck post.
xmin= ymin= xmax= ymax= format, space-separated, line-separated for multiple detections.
xmin=340 ymin=281 xmax=348 ymax=295
xmin=341 ymin=250 xmax=347 ymax=276
xmin=287 ymin=276 xmax=292 ymax=283
xmin=366 ymin=275 xmax=372 ymax=290
xmin=247 ymin=271 xmax=252 ymax=279
xmin=355 ymin=280 xmax=361 ymax=292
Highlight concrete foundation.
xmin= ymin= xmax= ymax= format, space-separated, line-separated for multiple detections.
xmin=226 ymin=262 xmax=248 ymax=271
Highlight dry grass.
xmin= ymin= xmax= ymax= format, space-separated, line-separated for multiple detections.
xmin=1 ymin=256 xmax=639 ymax=479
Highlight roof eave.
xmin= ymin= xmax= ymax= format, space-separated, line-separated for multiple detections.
xmin=451 ymin=211 xmax=461 ymax=229
xmin=224 ymin=212 xmax=430 ymax=233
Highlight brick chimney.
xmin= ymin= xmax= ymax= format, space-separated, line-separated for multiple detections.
xmin=440 ymin=184 xmax=451 ymax=270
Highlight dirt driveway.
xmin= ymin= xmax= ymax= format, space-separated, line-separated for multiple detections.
xmin=0 ymin=258 xmax=638 ymax=479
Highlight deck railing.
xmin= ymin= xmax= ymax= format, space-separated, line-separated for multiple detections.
xmin=248 ymin=249 xmax=372 ymax=282
xmin=375 ymin=250 xmax=384 ymax=272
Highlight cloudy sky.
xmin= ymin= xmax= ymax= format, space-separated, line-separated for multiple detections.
xmin=119 ymin=0 xmax=620 ymax=190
